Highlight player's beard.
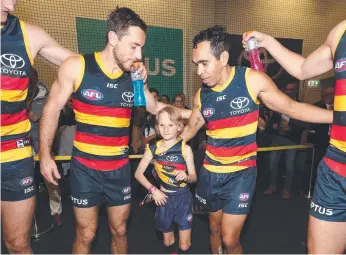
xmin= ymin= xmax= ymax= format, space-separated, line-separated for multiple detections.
xmin=112 ymin=46 xmax=132 ymax=72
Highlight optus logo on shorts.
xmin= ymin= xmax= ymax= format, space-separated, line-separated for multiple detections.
xmin=310 ymin=201 xmax=333 ymax=216
xmin=81 ymin=89 xmax=104 ymax=100
xmin=122 ymin=186 xmax=131 ymax=194
xmin=195 ymin=193 xmax=206 ymax=205
xmin=238 ymin=193 xmax=249 ymax=201
xmin=186 ymin=214 xmax=193 ymax=222
xmin=20 ymin=177 xmax=33 ymax=186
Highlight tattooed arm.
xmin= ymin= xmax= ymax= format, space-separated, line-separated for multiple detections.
xmin=180 ymin=92 xmax=205 ymax=142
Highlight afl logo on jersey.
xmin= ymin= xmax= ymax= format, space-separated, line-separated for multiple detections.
xmin=203 ymin=107 xmax=215 ymax=118
xmin=81 ymin=89 xmax=104 ymax=100
xmin=335 ymin=58 xmax=346 ymax=72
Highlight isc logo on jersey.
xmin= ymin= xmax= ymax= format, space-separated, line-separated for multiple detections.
xmin=81 ymin=89 xmax=104 ymax=100
xmin=335 ymin=58 xmax=346 ymax=72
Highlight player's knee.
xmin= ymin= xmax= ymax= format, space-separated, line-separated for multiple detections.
xmin=110 ymin=222 xmax=127 ymax=238
xmin=179 ymin=242 xmax=191 ymax=251
xmin=222 ymin=234 xmax=239 ymax=250
xmin=164 ymin=238 xmax=175 ymax=247
xmin=209 ymin=222 xmax=221 ymax=235
xmin=76 ymin=225 xmax=97 ymax=244
xmin=5 ymin=234 xmax=30 ymax=253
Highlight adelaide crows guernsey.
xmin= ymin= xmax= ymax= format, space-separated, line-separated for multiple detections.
xmin=324 ymin=24 xmax=346 ymax=177
xmin=147 ymin=139 xmax=188 ymax=192
xmin=72 ymin=52 xmax=134 ymax=171
xmin=1 ymin=14 xmax=33 ymax=163
xmin=199 ymin=66 xmax=259 ymax=173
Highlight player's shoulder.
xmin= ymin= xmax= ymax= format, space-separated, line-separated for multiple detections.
xmin=58 ymin=55 xmax=84 ymax=80
xmin=21 ymin=21 xmax=47 ymax=40
xmin=328 ymin=20 xmax=346 ymax=45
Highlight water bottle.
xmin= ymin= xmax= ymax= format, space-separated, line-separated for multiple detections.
xmin=246 ymin=38 xmax=264 ymax=72
xmin=131 ymin=64 xmax=146 ymax=107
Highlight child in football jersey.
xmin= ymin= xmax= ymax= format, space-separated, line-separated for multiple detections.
xmin=135 ymin=106 xmax=197 ymax=254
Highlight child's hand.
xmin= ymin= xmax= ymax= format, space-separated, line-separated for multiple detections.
xmin=175 ymin=171 xmax=188 ymax=182
xmin=152 ymin=189 xmax=168 ymax=206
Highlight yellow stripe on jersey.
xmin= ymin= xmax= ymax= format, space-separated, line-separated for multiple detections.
xmin=203 ymin=164 xmax=249 ymax=173
xmin=95 ymin=52 xmax=123 ymax=79
xmin=334 ymin=95 xmax=346 ymax=111
xmin=155 ymin=163 xmax=187 ymax=188
xmin=206 ymin=121 xmax=258 ymax=139
xmin=205 ymin=150 xmax=257 ymax=165
xmin=245 ymin=68 xmax=260 ymax=105
xmin=1 ymin=89 xmax=28 ymax=102
xmin=155 ymin=164 xmax=171 ymax=185
xmin=1 ymin=146 xmax=32 ymax=163
xmin=74 ymin=110 xmax=130 ymax=128
xmin=1 ymin=119 xmax=31 ymax=136
xmin=211 ymin=67 xmax=235 ymax=92
xmin=181 ymin=140 xmax=187 ymax=160
xmin=19 ymin=20 xmax=34 ymax=66
xmin=73 ymin=140 xmax=128 ymax=156
xmin=145 ymin=144 xmax=153 ymax=157
xmin=197 ymin=88 xmax=201 ymax=111
xmin=330 ymin=139 xmax=346 ymax=153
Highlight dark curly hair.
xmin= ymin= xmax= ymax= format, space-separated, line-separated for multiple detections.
xmin=192 ymin=25 xmax=230 ymax=59
xmin=107 ymin=7 xmax=147 ymax=40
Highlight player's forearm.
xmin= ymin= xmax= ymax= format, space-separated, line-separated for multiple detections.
xmin=288 ymin=101 xmax=333 ymax=124
xmin=263 ymin=35 xmax=306 ymax=80
xmin=179 ymin=108 xmax=192 ymax=119
xmin=145 ymin=134 xmax=157 ymax=143
xmin=187 ymin=173 xmax=197 ymax=183
xmin=144 ymin=87 xmax=160 ymax=115
xmin=39 ymin=106 xmax=60 ymax=157
xmin=134 ymin=171 xmax=154 ymax=190
xmin=181 ymin=125 xmax=197 ymax=142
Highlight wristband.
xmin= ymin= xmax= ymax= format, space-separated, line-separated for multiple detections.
xmin=148 ymin=185 xmax=157 ymax=194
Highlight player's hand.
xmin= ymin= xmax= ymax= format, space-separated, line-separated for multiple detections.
xmin=242 ymin=30 xmax=267 ymax=50
xmin=152 ymin=189 xmax=168 ymax=206
xmin=40 ymin=155 xmax=61 ymax=185
xmin=175 ymin=171 xmax=188 ymax=182
xmin=133 ymin=62 xmax=148 ymax=84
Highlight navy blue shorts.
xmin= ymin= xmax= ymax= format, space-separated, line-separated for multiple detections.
xmin=195 ymin=166 xmax=257 ymax=214
xmin=310 ymin=158 xmax=346 ymax=222
xmin=155 ymin=188 xmax=193 ymax=233
xmin=70 ymin=158 xmax=132 ymax=208
xmin=1 ymin=157 xmax=36 ymax=201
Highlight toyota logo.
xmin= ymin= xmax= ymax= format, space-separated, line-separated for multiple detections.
xmin=230 ymin=97 xmax=249 ymax=109
xmin=0 ymin=54 xmax=25 ymax=69
xmin=166 ymin=155 xmax=178 ymax=162
xmin=122 ymin=92 xmax=134 ymax=103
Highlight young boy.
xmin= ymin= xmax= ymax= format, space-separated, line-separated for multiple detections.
xmin=135 ymin=106 xmax=197 ymax=254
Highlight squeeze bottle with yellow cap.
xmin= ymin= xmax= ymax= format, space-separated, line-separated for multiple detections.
xmin=131 ymin=63 xmax=146 ymax=106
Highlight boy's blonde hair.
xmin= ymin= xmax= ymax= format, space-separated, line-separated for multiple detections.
xmin=155 ymin=106 xmax=184 ymax=135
